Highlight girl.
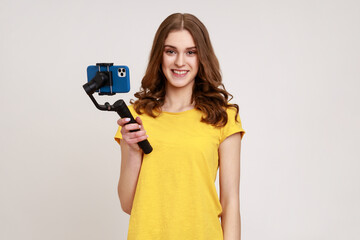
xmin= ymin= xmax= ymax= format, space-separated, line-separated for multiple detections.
xmin=115 ymin=13 xmax=245 ymax=240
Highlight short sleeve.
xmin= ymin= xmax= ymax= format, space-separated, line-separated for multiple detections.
xmin=114 ymin=105 xmax=138 ymax=145
xmin=114 ymin=127 xmax=122 ymax=145
xmin=220 ymin=107 xmax=245 ymax=143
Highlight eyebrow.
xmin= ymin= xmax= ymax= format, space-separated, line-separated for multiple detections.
xmin=164 ymin=45 xmax=197 ymax=50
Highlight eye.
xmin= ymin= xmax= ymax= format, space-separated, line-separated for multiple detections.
xmin=165 ymin=49 xmax=176 ymax=55
xmin=187 ymin=50 xmax=197 ymax=55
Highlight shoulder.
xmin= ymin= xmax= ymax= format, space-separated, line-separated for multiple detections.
xmin=220 ymin=106 xmax=245 ymax=142
xmin=225 ymin=106 xmax=238 ymax=119
xmin=222 ymin=106 xmax=240 ymax=125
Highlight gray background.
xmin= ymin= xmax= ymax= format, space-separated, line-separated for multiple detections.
xmin=1 ymin=0 xmax=359 ymax=239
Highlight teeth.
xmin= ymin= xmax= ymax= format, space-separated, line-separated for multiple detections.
xmin=173 ymin=70 xmax=187 ymax=74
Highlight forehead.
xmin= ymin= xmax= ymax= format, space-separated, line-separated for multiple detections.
xmin=164 ymin=30 xmax=196 ymax=48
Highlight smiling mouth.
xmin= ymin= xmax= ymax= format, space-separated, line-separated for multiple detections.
xmin=172 ymin=69 xmax=189 ymax=77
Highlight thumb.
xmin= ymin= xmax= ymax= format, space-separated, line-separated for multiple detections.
xmin=135 ymin=116 xmax=145 ymax=130
xmin=135 ymin=116 xmax=143 ymax=125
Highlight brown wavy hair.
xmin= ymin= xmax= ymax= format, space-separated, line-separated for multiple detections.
xmin=131 ymin=13 xmax=239 ymax=127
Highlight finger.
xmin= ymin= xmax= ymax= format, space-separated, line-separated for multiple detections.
xmin=135 ymin=116 xmax=143 ymax=125
xmin=117 ymin=118 xmax=131 ymax=126
xmin=125 ymin=134 xmax=149 ymax=145
xmin=127 ymin=130 xmax=147 ymax=139
xmin=122 ymin=129 xmax=147 ymax=142
xmin=124 ymin=123 xmax=141 ymax=131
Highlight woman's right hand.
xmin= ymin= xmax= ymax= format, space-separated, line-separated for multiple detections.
xmin=117 ymin=116 xmax=148 ymax=153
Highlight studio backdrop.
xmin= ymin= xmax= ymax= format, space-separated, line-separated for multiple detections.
xmin=1 ymin=0 xmax=359 ymax=239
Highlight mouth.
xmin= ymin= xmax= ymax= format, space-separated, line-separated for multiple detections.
xmin=172 ymin=69 xmax=189 ymax=78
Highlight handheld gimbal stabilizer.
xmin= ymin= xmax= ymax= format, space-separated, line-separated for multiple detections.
xmin=83 ymin=63 xmax=153 ymax=154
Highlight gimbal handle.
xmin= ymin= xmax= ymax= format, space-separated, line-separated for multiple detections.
xmin=113 ymin=100 xmax=153 ymax=154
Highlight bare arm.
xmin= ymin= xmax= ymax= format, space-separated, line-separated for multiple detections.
xmin=117 ymin=117 xmax=148 ymax=215
xmin=219 ymin=132 xmax=242 ymax=240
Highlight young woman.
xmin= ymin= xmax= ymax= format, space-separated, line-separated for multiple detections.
xmin=115 ymin=13 xmax=245 ymax=240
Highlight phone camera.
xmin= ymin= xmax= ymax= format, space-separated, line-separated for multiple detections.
xmin=118 ymin=68 xmax=126 ymax=78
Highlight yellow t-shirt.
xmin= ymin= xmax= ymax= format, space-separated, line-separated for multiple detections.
xmin=114 ymin=105 xmax=245 ymax=240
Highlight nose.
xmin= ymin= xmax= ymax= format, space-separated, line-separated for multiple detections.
xmin=175 ymin=53 xmax=185 ymax=67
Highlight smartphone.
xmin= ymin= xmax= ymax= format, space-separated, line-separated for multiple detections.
xmin=87 ymin=65 xmax=130 ymax=94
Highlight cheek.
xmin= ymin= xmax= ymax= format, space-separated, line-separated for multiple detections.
xmin=162 ymin=55 xmax=172 ymax=69
xmin=191 ymin=58 xmax=199 ymax=71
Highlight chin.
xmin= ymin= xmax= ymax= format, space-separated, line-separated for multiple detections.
xmin=167 ymin=78 xmax=194 ymax=89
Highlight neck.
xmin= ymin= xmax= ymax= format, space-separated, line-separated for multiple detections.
xmin=162 ymin=84 xmax=194 ymax=112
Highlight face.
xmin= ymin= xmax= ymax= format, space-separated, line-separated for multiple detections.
xmin=162 ymin=30 xmax=199 ymax=91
